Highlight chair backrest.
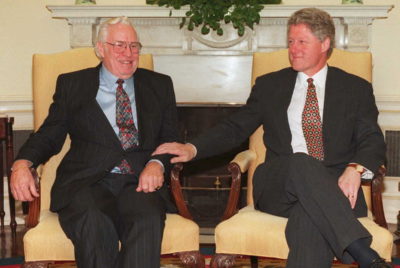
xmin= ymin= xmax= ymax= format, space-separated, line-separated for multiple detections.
xmin=32 ymin=48 xmax=154 ymax=210
xmin=247 ymin=48 xmax=373 ymax=208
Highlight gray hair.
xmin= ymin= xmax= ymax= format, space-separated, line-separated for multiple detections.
xmin=94 ymin=16 xmax=136 ymax=58
xmin=287 ymin=8 xmax=335 ymax=57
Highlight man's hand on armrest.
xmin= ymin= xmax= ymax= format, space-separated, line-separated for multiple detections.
xmin=137 ymin=161 xmax=164 ymax=193
xmin=152 ymin=142 xmax=197 ymax=163
xmin=10 ymin=159 xmax=39 ymax=201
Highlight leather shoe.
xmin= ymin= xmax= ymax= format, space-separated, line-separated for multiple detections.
xmin=369 ymin=258 xmax=392 ymax=268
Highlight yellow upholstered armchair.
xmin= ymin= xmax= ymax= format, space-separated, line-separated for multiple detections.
xmin=23 ymin=48 xmax=205 ymax=268
xmin=210 ymin=49 xmax=393 ymax=268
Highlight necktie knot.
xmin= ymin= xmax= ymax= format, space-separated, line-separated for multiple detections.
xmin=116 ymin=79 xmax=124 ymax=87
xmin=307 ymin=78 xmax=314 ymax=87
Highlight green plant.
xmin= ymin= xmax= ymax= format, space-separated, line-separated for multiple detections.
xmin=146 ymin=0 xmax=281 ymax=36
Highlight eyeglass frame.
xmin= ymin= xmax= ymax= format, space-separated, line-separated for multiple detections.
xmin=104 ymin=41 xmax=142 ymax=53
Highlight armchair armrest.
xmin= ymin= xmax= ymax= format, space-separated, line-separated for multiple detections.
xmin=220 ymin=149 xmax=256 ymax=221
xmin=26 ymin=168 xmax=40 ymax=228
xmin=170 ymin=163 xmax=193 ymax=220
xmin=231 ymin=150 xmax=257 ymax=173
xmin=361 ymin=165 xmax=387 ymax=228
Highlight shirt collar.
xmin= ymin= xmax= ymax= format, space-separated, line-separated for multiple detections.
xmin=100 ymin=64 xmax=134 ymax=91
xmin=297 ymin=64 xmax=328 ymax=89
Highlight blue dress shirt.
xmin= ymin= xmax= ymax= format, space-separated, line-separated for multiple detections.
xmin=96 ymin=65 xmax=138 ymax=173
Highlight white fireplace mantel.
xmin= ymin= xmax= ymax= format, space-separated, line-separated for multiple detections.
xmin=47 ymin=5 xmax=393 ymax=52
xmin=45 ymin=4 xmax=394 ymax=105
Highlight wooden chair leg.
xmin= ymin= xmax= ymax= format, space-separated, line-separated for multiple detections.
xmin=250 ymin=255 xmax=258 ymax=268
xmin=176 ymin=250 xmax=205 ymax=268
xmin=210 ymin=253 xmax=236 ymax=268
xmin=22 ymin=261 xmax=54 ymax=268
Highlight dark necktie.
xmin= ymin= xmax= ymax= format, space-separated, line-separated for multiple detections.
xmin=116 ymin=79 xmax=138 ymax=174
xmin=302 ymin=78 xmax=324 ymax=161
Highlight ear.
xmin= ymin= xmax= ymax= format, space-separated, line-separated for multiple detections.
xmin=321 ymin=38 xmax=330 ymax=54
xmin=96 ymin=41 xmax=105 ymax=58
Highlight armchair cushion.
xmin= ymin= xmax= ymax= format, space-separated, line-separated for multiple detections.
xmin=24 ymin=210 xmax=200 ymax=262
xmin=215 ymin=205 xmax=392 ymax=261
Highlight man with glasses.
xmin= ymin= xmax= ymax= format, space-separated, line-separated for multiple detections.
xmin=11 ymin=17 xmax=178 ymax=268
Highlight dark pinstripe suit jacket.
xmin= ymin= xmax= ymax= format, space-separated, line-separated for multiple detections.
xmin=17 ymin=64 xmax=179 ymax=212
xmin=191 ymin=66 xmax=386 ymax=212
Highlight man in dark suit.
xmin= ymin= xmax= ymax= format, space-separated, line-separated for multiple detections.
xmin=10 ymin=17 xmax=178 ymax=268
xmin=154 ymin=8 xmax=391 ymax=268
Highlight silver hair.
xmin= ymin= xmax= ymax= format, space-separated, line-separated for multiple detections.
xmin=94 ymin=16 xmax=137 ymax=59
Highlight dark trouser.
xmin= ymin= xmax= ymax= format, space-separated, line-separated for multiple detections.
xmin=58 ymin=173 xmax=167 ymax=268
xmin=256 ymin=153 xmax=371 ymax=268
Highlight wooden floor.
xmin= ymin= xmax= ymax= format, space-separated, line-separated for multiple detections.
xmin=0 ymin=224 xmax=399 ymax=261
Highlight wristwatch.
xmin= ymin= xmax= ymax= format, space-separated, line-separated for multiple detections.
xmin=347 ymin=163 xmax=365 ymax=174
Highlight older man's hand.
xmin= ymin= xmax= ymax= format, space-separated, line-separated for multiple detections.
xmin=136 ymin=161 xmax=164 ymax=193
xmin=10 ymin=159 xmax=39 ymax=201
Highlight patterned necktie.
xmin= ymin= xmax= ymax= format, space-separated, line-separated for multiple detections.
xmin=116 ymin=79 xmax=138 ymax=174
xmin=302 ymin=78 xmax=324 ymax=161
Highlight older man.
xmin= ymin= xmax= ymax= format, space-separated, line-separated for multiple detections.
xmin=11 ymin=17 xmax=178 ymax=268
xmin=154 ymin=8 xmax=391 ymax=268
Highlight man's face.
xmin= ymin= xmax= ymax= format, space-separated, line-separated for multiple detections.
xmin=288 ymin=24 xmax=330 ymax=76
xmin=96 ymin=23 xmax=139 ymax=79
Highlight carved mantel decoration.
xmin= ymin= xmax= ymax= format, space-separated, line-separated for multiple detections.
xmin=48 ymin=5 xmax=392 ymax=52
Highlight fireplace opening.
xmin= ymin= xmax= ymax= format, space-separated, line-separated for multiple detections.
xmin=176 ymin=104 xmax=248 ymax=228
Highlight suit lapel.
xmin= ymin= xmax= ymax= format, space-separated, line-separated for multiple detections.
xmin=274 ymin=69 xmax=297 ymax=152
xmin=133 ymin=69 xmax=154 ymax=149
xmin=85 ymin=65 xmax=122 ymax=149
xmin=322 ymin=67 xmax=347 ymax=151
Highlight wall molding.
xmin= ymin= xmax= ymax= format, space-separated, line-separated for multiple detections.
xmin=1 ymin=94 xmax=399 ymax=131
xmin=0 ymin=97 xmax=33 ymax=130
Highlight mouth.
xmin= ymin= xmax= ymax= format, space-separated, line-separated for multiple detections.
xmin=119 ymin=60 xmax=134 ymax=65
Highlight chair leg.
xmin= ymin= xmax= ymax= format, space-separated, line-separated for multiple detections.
xmin=250 ymin=255 xmax=258 ymax=268
xmin=210 ymin=253 xmax=236 ymax=268
xmin=22 ymin=261 xmax=54 ymax=268
xmin=176 ymin=250 xmax=205 ymax=268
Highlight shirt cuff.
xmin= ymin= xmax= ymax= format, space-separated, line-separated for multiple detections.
xmin=349 ymin=162 xmax=374 ymax=180
xmin=11 ymin=159 xmax=33 ymax=172
xmin=186 ymin=143 xmax=197 ymax=158
xmin=147 ymin=159 xmax=165 ymax=173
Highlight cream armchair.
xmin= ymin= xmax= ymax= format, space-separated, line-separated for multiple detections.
xmin=210 ymin=49 xmax=393 ymax=268
xmin=23 ymin=48 xmax=205 ymax=268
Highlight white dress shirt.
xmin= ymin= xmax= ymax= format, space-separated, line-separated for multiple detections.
xmin=287 ymin=65 xmax=327 ymax=155
xmin=287 ymin=65 xmax=372 ymax=178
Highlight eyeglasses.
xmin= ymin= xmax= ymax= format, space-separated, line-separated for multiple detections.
xmin=105 ymin=41 xmax=142 ymax=53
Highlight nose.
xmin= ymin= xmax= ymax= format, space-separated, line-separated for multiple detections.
xmin=289 ymin=41 xmax=299 ymax=54
xmin=123 ymin=45 xmax=133 ymax=56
